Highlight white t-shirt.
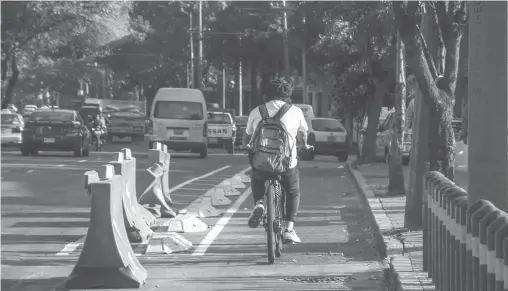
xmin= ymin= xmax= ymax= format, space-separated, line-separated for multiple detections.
xmin=245 ymin=100 xmax=309 ymax=169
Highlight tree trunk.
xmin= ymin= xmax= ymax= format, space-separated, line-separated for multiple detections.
xmin=250 ymin=59 xmax=258 ymax=109
xmin=259 ymin=72 xmax=270 ymax=105
xmin=404 ymin=8 xmax=434 ymax=229
xmin=388 ymin=32 xmax=406 ymax=195
xmin=361 ymin=80 xmax=387 ymax=164
xmin=394 ymin=1 xmax=464 ymax=180
xmin=2 ymin=53 xmax=19 ymax=109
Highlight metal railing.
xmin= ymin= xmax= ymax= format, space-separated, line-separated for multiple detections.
xmin=424 ymin=171 xmax=508 ymax=291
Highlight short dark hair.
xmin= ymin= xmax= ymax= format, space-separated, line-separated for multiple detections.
xmin=266 ymin=78 xmax=293 ymax=101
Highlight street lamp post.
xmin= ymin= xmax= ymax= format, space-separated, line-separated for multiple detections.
xmin=282 ymin=0 xmax=290 ymax=79
xmin=197 ymin=0 xmax=203 ymax=89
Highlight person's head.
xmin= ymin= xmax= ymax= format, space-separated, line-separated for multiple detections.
xmin=266 ymin=78 xmax=293 ymax=103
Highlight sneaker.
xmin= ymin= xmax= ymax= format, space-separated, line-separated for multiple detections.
xmin=248 ymin=203 xmax=265 ymax=228
xmin=283 ymin=229 xmax=301 ymax=243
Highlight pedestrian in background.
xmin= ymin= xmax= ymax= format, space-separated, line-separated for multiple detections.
xmin=405 ymin=74 xmax=417 ymax=131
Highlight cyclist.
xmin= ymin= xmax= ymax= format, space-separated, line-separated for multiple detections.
xmin=241 ymin=78 xmax=312 ymax=243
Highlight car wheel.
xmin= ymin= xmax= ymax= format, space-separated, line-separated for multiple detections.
xmin=227 ymin=140 xmax=235 ymax=154
xmin=338 ymin=152 xmax=348 ymax=162
xmin=74 ymin=142 xmax=84 ymax=157
xmin=83 ymin=143 xmax=90 ymax=157
xmin=148 ymin=140 xmax=154 ymax=150
xmin=199 ymin=145 xmax=208 ymax=158
xmin=31 ymin=148 xmax=39 ymax=156
xmin=21 ymin=147 xmax=30 ymax=156
xmin=402 ymin=157 xmax=410 ymax=166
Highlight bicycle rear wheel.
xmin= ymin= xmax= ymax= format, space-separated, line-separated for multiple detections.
xmin=275 ymin=186 xmax=285 ymax=257
xmin=266 ymin=181 xmax=276 ymax=264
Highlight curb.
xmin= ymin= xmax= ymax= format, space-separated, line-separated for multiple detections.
xmin=346 ymin=162 xmax=430 ymax=291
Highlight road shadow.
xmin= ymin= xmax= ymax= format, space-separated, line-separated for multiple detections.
xmin=2 ymin=212 xmax=90 ymax=219
xmin=1 ymin=277 xmax=67 ymax=291
xmin=1 ymin=233 xmax=82 ymax=246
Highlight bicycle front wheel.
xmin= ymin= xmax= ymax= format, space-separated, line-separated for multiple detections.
xmin=266 ymin=182 xmax=276 ymax=264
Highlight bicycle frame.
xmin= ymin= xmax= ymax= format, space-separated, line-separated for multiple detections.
xmin=263 ymin=176 xmax=286 ymax=264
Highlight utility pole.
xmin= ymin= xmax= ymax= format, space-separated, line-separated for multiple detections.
xmin=302 ymin=13 xmax=308 ymax=104
xmin=197 ymin=0 xmax=203 ymax=89
xmin=222 ymin=39 xmax=226 ymax=109
xmin=238 ymin=36 xmax=243 ymax=116
xmin=282 ymin=0 xmax=290 ymax=79
xmin=388 ymin=31 xmax=406 ymax=195
xmin=189 ymin=10 xmax=195 ymax=89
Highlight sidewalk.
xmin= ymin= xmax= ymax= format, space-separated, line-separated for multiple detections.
xmin=347 ymin=160 xmax=468 ymax=290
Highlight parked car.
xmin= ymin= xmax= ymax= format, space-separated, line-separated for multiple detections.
xmin=21 ymin=109 xmax=91 ymax=157
xmin=358 ymin=110 xmax=412 ymax=165
xmin=1 ymin=109 xmax=24 ymax=147
xmin=305 ymin=117 xmax=349 ymax=162
xmin=234 ymin=116 xmax=248 ymax=147
xmin=207 ymin=111 xmax=236 ymax=154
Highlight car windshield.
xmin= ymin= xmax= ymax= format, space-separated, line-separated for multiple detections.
xmin=30 ymin=111 xmax=74 ymax=122
xmin=235 ymin=116 xmax=248 ymax=126
xmin=154 ymin=101 xmax=203 ymax=120
xmin=1 ymin=114 xmax=21 ymax=124
xmin=209 ymin=113 xmax=231 ymax=124
xmin=79 ymin=107 xmax=100 ymax=119
xmin=312 ymin=119 xmax=345 ymax=132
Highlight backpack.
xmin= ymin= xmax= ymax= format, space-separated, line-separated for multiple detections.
xmin=249 ymin=103 xmax=294 ymax=174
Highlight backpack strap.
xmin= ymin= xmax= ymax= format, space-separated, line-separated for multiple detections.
xmin=258 ymin=104 xmax=269 ymax=119
xmin=273 ymin=103 xmax=292 ymax=121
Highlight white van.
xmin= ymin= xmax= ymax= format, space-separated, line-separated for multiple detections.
xmin=150 ymin=88 xmax=208 ymax=158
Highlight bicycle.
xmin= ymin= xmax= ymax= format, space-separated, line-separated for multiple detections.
xmin=244 ymin=143 xmax=313 ymax=264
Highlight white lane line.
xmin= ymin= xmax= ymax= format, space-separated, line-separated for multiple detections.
xmin=171 ymin=193 xmax=204 ymax=197
xmin=57 ymin=164 xmax=65 ymax=167
xmin=138 ymin=165 xmax=230 ymax=200
xmin=190 ymin=182 xmax=219 ymax=186
xmin=191 ymin=167 xmax=251 ymax=256
xmin=56 ymin=236 xmax=86 ymax=256
xmin=26 ymin=169 xmax=34 ymax=173
xmin=79 ymin=160 xmax=86 ymax=163
xmin=179 ymin=187 xmax=210 ymax=191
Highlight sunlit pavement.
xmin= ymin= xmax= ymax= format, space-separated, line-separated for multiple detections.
xmin=1 ymin=151 xmax=388 ymax=291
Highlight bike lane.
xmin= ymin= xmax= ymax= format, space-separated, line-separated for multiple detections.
xmin=140 ymin=157 xmax=388 ymax=290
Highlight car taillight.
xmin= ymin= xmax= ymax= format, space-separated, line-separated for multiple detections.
xmin=308 ymin=132 xmax=315 ymax=145
xmin=148 ymin=120 xmax=153 ymax=134
xmin=12 ymin=126 xmax=23 ymax=133
xmin=203 ymin=122 xmax=208 ymax=137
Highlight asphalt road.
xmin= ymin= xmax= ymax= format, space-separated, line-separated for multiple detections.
xmin=1 ymin=144 xmax=388 ymax=291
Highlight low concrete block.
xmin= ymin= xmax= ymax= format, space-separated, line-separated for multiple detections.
xmin=166 ymin=213 xmax=208 ymax=233
xmin=145 ymin=232 xmax=193 ymax=254
xmin=235 ymin=173 xmax=251 ymax=183
xmin=204 ymin=191 xmax=232 ymax=207
xmin=219 ymin=178 xmax=246 ymax=189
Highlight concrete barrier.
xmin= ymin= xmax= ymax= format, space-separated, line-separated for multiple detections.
xmin=138 ymin=142 xmax=176 ymax=218
xmin=423 ymin=171 xmax=508 ymax=291
xmin=121 ymin=148 xmax=157 ymax=226
xmin=109 ymin=151 xmax=153 ymax=243
xmin=66 ymin=164 xmax=147 ymax=289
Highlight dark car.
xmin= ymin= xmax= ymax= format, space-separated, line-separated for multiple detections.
xmin=234 ymin=116 xmax=248 ymax=146
xmin=21 ymin=109 xmax=91 ymax=157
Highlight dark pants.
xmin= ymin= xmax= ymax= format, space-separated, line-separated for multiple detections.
xmin=251 ymin=167 xmax=301 ymax=222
